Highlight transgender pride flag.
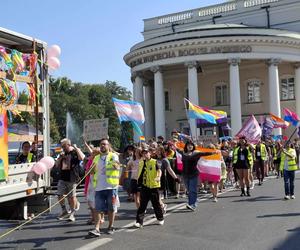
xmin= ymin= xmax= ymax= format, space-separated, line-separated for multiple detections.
xmin=197 ymin=153 xmax=222 ymax=183
xmin=112 ymin=98 xmax=145 ymax=125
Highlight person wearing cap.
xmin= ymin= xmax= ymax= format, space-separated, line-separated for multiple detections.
xmin=280 ymin=142 xmax=298 ymax=200
xmin=56 ymin=138 xmax=85 ymax=222
xmin=232 ymin=137 xmax=253 ymax=197
xmin=134 ymin=147 xmax=164 ymax=228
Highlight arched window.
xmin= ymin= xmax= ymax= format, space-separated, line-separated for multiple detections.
xmin=247 ymin=79 xmax=261 ymax=103
xmin=280 ymin=76 xmax=295 ymax=100
xmin=214 ymin=82 xmax=228 ymax=106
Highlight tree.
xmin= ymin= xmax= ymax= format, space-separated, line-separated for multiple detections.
xmin=49 ymin=78 xmax=132 ymax=149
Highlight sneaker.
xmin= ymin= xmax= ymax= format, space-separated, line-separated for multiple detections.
xmin=284 ymin=195 xmax=290 ymax=200
xmin=134 ymin=222 xmax=143 ymax=228
xmin=75 ymin=201 xmax=80 ymax=211
xmin=158 ymin=220 xmax=164 ymax=226
xmin=107 ymin=227 xmax=115 ymax=235
xmin=250 ymin=182 xmax=255 ymax=189
xmin=186 ymin=204 xmax=196 ymax=211
xmin=213 ymin=197 xmax=218 ymax=203
xmin=88 ymin=229 xmax=101 ymax=237
xmin=68 ymin=212 xmax=75 ymax=222
xmin=291 ymin=195 xmax=296 ymax=199
xmin=175 ymin=194 xmax=180 ymax=199
xmin=181 ymin=194 xmax=187 ymax=198
xmin=57 ymin=210 xmax=69 ymax=220
xmin=201 ymin=190 xmax=207 ymax=194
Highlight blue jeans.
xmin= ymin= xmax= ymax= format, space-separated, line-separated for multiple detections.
xmin=184 ymin=176 xmax=198 ymax=207
xmin=283 ymin=170 xmax=295 ymax=196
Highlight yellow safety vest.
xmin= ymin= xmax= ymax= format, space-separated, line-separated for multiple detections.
xmin=26 ymin=153 xmax=34 ymax=163
xmin=233 ymin=146 xmax=253 ymax=167
xmin=138 ymin=159 xmax=160 ymax=189
xmin=255 ymin=144 xmax=267 ymax=161
xmin=280 ymin=148 xmax=298 ymax=171
xmin=92 ymin=152 xmax=120 ymax=188
xmin=273 ymin=147 xmax=277 ymax=160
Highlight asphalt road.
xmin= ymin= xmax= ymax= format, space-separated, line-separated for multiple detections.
xmin=1 ymin=174 xmax=300 ymax=250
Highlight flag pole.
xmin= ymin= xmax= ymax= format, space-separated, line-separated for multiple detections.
xmin=183 ymin=98 xmax=193 ymax=141
xmin=284 ymin=127 xmax=298 ymax=147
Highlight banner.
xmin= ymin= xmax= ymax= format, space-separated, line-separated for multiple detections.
xmin=0 ymin=111 xmax=8 ymax=181
xmin=236 ymin=115 xmax=262 ymax=144
xmin=83 ymin=118 xmax=108 ymax=141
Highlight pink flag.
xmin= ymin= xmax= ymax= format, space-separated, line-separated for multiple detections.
xmin=197 ymin=153 xmax=222 ymax=183
xmin=176 ymin=151 xmax=183 ymax=172
xmin=236 ymin=115 xmax=262 ymax=144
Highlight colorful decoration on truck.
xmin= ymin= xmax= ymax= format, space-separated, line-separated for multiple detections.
xmin=0 ymin=110 xmax=8 ymax=181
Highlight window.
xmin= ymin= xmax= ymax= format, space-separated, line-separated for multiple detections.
xmin=215 ymin=83 xmax=228 ymax=106
xmin=247 ymin=79 xmax=261 ymax=103
xmin=164 ymin=90 xmax=170 ymax=111
xmin=281 ymin=76 xmax=295 ymax=100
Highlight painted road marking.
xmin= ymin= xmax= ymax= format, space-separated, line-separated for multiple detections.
xmin=75 ymin=238 xmax=113 ymax=250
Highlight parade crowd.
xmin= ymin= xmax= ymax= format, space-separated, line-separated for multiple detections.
xmin=49 ymin=133 xmax=300 ymax=237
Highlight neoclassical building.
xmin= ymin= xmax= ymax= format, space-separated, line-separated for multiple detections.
xmin=124 ymin=0 xmax=300 ymax=140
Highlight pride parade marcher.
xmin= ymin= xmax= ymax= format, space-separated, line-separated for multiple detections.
xmin=56 ymin=139 xmax=85 ymax=221
xmin=155 ymin=146 xmax=180 ymax=212
xmin=233 ymin=137 xmax=253 ymax=197
xmin=254 ymin=140 xmax=267 ymax=185
xmin=126 ymin=147 xmax=142 ymax=208
xmin=89 ymin=138 xmax=120 ymax=236
xmin=279 ymin=142 xmax=298 ymax=200
xmin=134 ymin=147 xmax=164 ymax=228
xmin=181 ymin=141 xmax=212 ymax=211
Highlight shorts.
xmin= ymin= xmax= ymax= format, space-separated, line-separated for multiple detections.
xmin=95 ymin=189 xmax=118 ymax=213
xmin=130 ymin=179 xmax=141 ymax=194
xmin=87 ymin=182 xmax=95 ymax=209
xmin=57 ymin=180 xmax=77 ymax=198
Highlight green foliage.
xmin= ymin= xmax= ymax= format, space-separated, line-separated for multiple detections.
xmin=49 ymin=77 xmax=133 ymax=149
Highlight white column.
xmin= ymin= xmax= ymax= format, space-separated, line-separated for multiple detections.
xmin=267 ymin=58 xmax=282 ymax=136
xmin=228 ymin=58 xmax=242 ymax=136
xmin=144 ymin=81 xmax=155 ymax=139
xmin=295 ymin=63 xmax=300 ymax=117
xmin=132 ymin=72 xmax=145 ymax=142
xmin=151 ymin=66 xmax=166 ymax=138
xmin=185 ymin=61 xmax=199 ymax=140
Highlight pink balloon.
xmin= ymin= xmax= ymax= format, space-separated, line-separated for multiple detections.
xmin=48 ymin=45 xmax=61 ymax=57
xmin=40 ymin=156 xmax=55 ymax=169
xmin=32 ymin=162 xmax=47 ymax=175
xmin=47 ymin=57 xmax=60 ymax=70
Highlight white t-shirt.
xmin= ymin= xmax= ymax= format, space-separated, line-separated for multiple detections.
xmin=95 ymin=153 xmax=119 ymax=191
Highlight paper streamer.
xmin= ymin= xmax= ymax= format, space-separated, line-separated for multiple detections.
xmin=0 ymin=110 xmax=8 ymax=181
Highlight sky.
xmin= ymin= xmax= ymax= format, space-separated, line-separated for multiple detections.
xmin=2 ymin=0 xmax=224 ymax=92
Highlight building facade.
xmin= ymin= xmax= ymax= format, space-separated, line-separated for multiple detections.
xmin=124 ymin=0 xmax=300 ymax=140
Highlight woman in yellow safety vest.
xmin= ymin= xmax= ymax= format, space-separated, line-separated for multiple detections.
xmin=232 ymin=137 xmax=253 ymax=197
xmin=279 ymin=143 xmax=298 ymax=200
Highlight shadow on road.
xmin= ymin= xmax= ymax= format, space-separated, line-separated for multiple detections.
xmin=257 ymin=213 xmax=300 ymax=218
xmin=273 ymin=225 xmax=300 ymax=250
xmin=232 ymin=196 xmax=283 ymax=203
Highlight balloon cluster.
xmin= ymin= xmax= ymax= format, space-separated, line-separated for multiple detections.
xmin=32 ymin=156 xmax=55 ymax=175
xmin=47 ymin=45 xmax=61 ymax=71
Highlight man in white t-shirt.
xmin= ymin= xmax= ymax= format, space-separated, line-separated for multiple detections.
xmin=89 ymin=138 xmax=120 ymax=237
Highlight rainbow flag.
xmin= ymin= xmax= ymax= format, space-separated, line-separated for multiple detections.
xmin=185 ymin=99 xmax=217 ymax=124
xmin=197 ymin=153 xmax=222 ymax=183
xmin=283 ymin=108 xmax=300 ymax=127
xmin=139 ymin=136 xmax=145 ymax=142
xmin=269 ymin=113 xmax=289 ymax=129
xmin=0 ymin=110 xmax=8 ymax=181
